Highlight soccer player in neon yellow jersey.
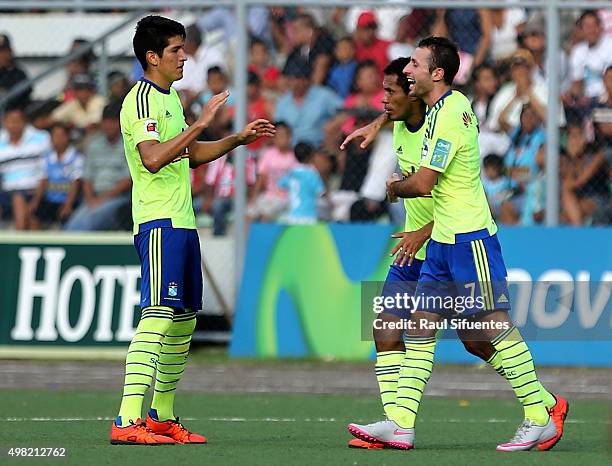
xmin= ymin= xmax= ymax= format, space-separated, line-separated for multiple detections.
xmin=342 ymin=57 xmax=563 ymax=451
xmin=109 ymin=15 xmax=274 ymax=445
xmin=348 ymin=38 xmax=568 ymax=452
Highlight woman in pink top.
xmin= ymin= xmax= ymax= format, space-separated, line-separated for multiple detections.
xmin=248 ymin=122 xmax=297 ymax=221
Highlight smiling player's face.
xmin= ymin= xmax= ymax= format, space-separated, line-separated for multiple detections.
xmin=403 ymin=47 xmax=434 ymax=98
xmin=156 ymin=35 xmax=187 ymax=83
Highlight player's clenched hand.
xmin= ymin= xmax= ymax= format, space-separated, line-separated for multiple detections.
xmin=390 ymin=230 xmax=427 ymax=267
xmin=386 ymin=172 xmax=401 ymax=203
xmin=340 ymin=121 xmax=380 ymax=150
xmin=237 ymin=119 xmax=276 ymax=145
xmin=197 ymin=90 xmax=230 ymax=128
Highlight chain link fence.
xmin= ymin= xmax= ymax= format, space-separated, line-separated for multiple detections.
xmin=2 ymin=2 xmax=610 ymax=235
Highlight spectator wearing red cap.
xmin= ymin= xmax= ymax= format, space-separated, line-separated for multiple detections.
xmin=352 ymin=11 xmax=391 ymax=76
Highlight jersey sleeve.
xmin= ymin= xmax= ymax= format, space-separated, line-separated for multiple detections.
xmin=420 ymin=111 xmax=462 ymax=174
xmin=125 ymin=89 xmax=162 ymax=148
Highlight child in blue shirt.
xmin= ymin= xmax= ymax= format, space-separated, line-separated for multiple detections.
xmin=278 ymin=142 xmax=325 ymax=224
xmin=481 ymin=154 xmax=513 ymax=219
xmin=30 ymin=122 xmax=83 ymax=227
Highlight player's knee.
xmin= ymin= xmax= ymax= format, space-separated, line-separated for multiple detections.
xmin=373 ymin=328 xmax=405 ymax=352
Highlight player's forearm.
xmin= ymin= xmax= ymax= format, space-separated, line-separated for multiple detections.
xmin=391 ymin=177 xmax=430 ymax=198
xmin=418 ymin=221 xmax=434 ymax=239
xmin=188 ymin=133 xmax=242 ymax=167
xmin=140 ymin=122 xmax=207 ymax=173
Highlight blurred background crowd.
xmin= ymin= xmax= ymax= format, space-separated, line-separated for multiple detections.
xmin=0 ymin=5 xmax=611 ymax=234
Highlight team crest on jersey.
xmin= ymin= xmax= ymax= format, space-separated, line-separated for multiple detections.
xmin=168 ymin=282 xmax=178 ymax=297
xmin=144 ymin=119 xmax=159 ymax=137
xmin=462 ymin=111 xmax=473 ymax=128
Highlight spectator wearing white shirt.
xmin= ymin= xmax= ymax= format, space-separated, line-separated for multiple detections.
xmin=488 ymin=49 xmax=565 ymax=134
xmin=564 ymin=10 xmax=612 ymax=105
xmin=173 ymin=24 xmax=225 ymax=109
xmin=0 ymin=107 xmax=50 ymax=229
xmin=490 ymin=7 xmax=527 ymax=62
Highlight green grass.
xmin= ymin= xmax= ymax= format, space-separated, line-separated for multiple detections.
xmin=0 ymin=390 xmax=609 ymax=465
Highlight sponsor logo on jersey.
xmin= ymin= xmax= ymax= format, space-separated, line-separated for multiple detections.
xmin=144 ymin=119 xmax=159 ymax=137
xmin=430 ymin=138 xmax=451 ymax=169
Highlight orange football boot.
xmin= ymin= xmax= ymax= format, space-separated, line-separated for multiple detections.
xmin=538 ymin=394 xmax=569 ymax=451
xmin=146 ymin=415 xmax=207 ymax=444
xmin=110 ymin=418 xmax=176 ymax=445
xmin=348 ymin=438 xmax=385 ymax=449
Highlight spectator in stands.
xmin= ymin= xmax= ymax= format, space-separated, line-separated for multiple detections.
xmin=326 ymin=36 xmax=358 ymax=99
xmin=560 ymin=123 xmax=609 ymax=225
xmin=522 ymin=15 xmax=570 ymax=92
xmin=30 ymin=122 xmax=83 ymax=229
xmin=63 ymin=38 xmax=96 ymax=102
xmin=246 ymin=71 xmax=273 ymax=151
xmin=64 ymin=103 xmax=131 ymax=231
xmin=325 ymin=60 xmax=383 ymax=148
xmin=0 ymin=107 xmax=49 ymax=230
xmin=432 ymin=9 xmax=492 ymax=84
xmin=564 ymin=11 xmax=612 ymax=108
xmin=248 ymin=122 xmax=296 ymax=222
xmin=52 ymin=73 xmax=105 ymax=133
xmin=481 ymin=154 xmax=513 ymax=220
xmin=275 ymin=56 xmax=343 ymax=147
xmin=352 ymin=11 xmax=391 ymax=76
xmin=489 ymin=7 xmax=527 ymax=63
xmin=286 ymin=13 xmax=335 ymax=86
xmin=591 ymin=66 xmax=612 ymax=161
xmin=499 ymin=103 xmax=546 ymax=224
xmin=489 ymin=49 xmax=549 ymax=135
xmin=203 ymin=153 xmax=257 ymax=236
xmin=470 ymin=64 xmax=509 ymax=157
xmin=0 ymin=33 xmax=31 ymax=109
xmin=174 ymin=24 xmax=225 ymax=109
xmin=278 ymin=141 xmax=325 ymax=224
xmin=388 ymin=10 xmax=435 ymax=60
xmin=195 ymin=66 xmax=235 ymax=138
xmin=107 ymin=70 xmax=131 ymax=106
xmin=248 ymin=38 xmax=281 ymax=94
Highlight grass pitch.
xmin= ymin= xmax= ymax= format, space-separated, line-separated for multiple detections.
xmin=0 ymin=389 xmax=609 ymax=465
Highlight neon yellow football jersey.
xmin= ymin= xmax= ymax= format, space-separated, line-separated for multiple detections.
xmin=393 ymin=120 xmax=433 ymax=261
xmin=419 ymin=90 xmax=497 ymax=244
xmin=120 ymin=79 xmax=195 ymax=233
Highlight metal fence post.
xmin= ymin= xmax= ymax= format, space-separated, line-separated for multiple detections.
xmin=233 ymin=0 xmax=248 ymax=292
xmin=545 ymin=0 xmax=561 ymax=226
xmin=98 ymin=39 xmax=108 ymax=100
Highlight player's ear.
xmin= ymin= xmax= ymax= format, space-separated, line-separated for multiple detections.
xmin=146 ymin=50 xmax=159 ymax=68
xmin=431 ymin=67 xmax=444 ymax=83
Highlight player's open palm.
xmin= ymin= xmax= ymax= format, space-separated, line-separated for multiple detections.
xmin=237 ymin=119 xmax=276 ymax=145
xmin=198 ymin=90 xmax=230 ymax=127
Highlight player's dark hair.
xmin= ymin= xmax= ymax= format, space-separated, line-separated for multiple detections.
xmin=133 ymin=15 xmax=186 ymax=71
xmin=294 ymin=141 xmax=314 ymax=163
xmin=417 ymin=36 xmax=460 ymax=85
xmin=384 ymin=57 xmax=411 ymax=94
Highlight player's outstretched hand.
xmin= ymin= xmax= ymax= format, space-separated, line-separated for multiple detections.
xmin=340 ymin=120 xmax=381 ymax=150
xmin=237 ymin=119 xmax=276 ymax=145
xmin=390 ymin=230 xmax=427 ymax=267
xmin=197 ymin=90 xmax=230 ymax=128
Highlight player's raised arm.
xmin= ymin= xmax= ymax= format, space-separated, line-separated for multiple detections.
xmin=339 ymin=112 xmax=389 ymax=150
xmin=137 ymin=91 xmax=230 ymax=173
xmin=188 ymin=118 xmax=275 ymax=168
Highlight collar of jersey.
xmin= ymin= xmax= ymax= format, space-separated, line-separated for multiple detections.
xmin=405 ymin=116 xmax=425 ymax=133
xmin=426 ymin=89 xmax=453 ymax=115
xmin=140 ymin=78 xmax=171 ymax=95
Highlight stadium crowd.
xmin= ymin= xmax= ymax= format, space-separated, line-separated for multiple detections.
xmin=0 ymin=6 xmax=610 ymax=232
